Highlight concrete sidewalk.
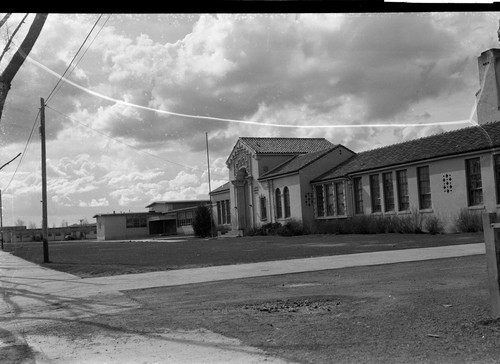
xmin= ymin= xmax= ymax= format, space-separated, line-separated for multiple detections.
xmin=1 ymin=243 xmax=486 ymax=301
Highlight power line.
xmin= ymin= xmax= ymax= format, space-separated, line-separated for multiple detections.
xmin=2 ymin=109 xmax=40 ymax=192
xmin=46 ymin=105 xmax=200 ymax=171
xmin=45 ymin=14 xmax=105 ymax=104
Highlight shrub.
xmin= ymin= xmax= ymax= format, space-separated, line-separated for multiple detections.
xmin=455 ymin=208 xmax=483 ymax=233
xmin=277 ymin=219 xmax=306 ymax=236
xmin=192 ymin=205 xmax=216 ymax=238
xmin=424 ymin=215 xmax=444 ymax=235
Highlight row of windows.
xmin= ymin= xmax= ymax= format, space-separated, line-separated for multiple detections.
xmin=177 ymin=211 xmax=194 ymax=227
xmin=315 ymin=181 xmax=346 ymax=218
xmin=259 ymin=187 xmax=291 ymax=221
xmin=316 ymin=157 xmax=487 ymax=218
xmin=216 ymin=200 xmax=231 ymax=225
xmin=126 ymin=216 xmax=148 ymax=229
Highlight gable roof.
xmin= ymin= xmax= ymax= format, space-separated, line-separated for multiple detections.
xmin=312 ymin=121 xmax=500 ymax=182
xmin=240 ymin=137 xmax=335 ymax=154
xmin=259 ymin=146 xmax=342 ymax=180
xmin=210 ymin=181 xmax=230 ymax=195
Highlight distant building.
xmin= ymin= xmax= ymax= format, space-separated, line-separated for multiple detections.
xmin=2 ymin=224 xmax=97 ymax=243
xmin=94 ymin=200 xmax=210 ymax=240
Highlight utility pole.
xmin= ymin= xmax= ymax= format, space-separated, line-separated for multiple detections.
xmin=206 ymin=132 xmax=214 ymax=238
xmin=40 ymin=98 xmax=49 ymax=263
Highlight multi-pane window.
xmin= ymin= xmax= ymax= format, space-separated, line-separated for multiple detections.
xmin=326 ymin=184 xmax=335 ymax=216
xmin=396 ymin=170 xmax=409 ymax=211
xmin=382 ymin=172 xmax=395 ymax=212
xmin=217 ymin=202 xmax=222 ymax=225
xmin=335 ymin=181 xmax=345 ymax=215
xmin=216 ymin=200 xmax=231 ymax=225
xmin=495 ymin=155 xmax=500 ymax=204
xmin=275 ymin=188 xmax=282 ymax=219
xmin=315 ymin=185 xmax=325 ymax=217
xmin=417 ymin=166 xmax=432 ymax=209
xmin=466 ymin=158 xmax=483 ymax=206
xmin=353 ymin=177 xmax=363 ymax=214
xmin=284 ymin=187 xmax=291 ymax=218
xmin=177 ymin=211 xmax=194 ymax=227
xmin=225 ymin=200 xmax=231 ymax=224
xmin=126 ymin=215 xmax=147 ymax=228
xmin=260 ymin=196 xmax=267 ymax=220
xmin=370 ymin=174 xmax=381 ymax=213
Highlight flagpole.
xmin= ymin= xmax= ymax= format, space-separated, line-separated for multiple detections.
xmin=206 ymin=132 xmax=214 ymax=238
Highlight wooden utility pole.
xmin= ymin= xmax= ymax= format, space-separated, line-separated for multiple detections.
xmin=482 ymin=212 xmax=500 ymax=318
xmin=40 ymin=98 xmax=49 ymax=262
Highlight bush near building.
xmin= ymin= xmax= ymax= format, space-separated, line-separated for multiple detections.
xmin=192 ymin=205 xmax=216 ymax=238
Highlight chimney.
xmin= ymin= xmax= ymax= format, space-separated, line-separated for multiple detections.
xmin=476 ymin=48 xmax=500 ymax=125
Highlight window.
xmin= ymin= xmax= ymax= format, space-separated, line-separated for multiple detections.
xmin=216 ymin=202 xmax=222 ymax=225
xmin=275 ymin=188 xmax=282 ymax=219
xmin=221 ymin=200 xmax=226 ymax=224
xmin=225 ymin=200 xmax=231 ymax=224
xmin=353 ymin=177 xmax=363 ymax=214
xmin=396 ymin=170 xmax=409 ymax=211
xmin=370 ymin=174 xmax=381 ymax=213
xmin=126 ymin=215 xmax=147 ymax=229
xmin=315 ymin=185 xmax=325 ymax=217
xmin=417 ymin=166 xmax=432 ymax=209
xmin=326 ymin=184 xmax=335 ymax=216
xmin=284 ymin=187 xmax=291 ymax=218
xmin=260 ymin=196 xmax=267 ymax=220
xmin=495 ymin=155 xmax=500 ymax=204
xmin=216 ymin=200 xmax=231 ymax=224
xmin=335 ymin=181 xmax=345 ymax=215
xmin=466 ymin=158 xmax=483 ymax=206
xmin=177 ymin=211 xmax=194 ymax=227
xmin=383 ymin=172 xmax=395 ymax=212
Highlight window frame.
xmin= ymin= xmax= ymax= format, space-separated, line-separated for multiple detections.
xmin=396 ymin=169 xmax=409 ymax=211
xmin=353 ymin=177 xmax=364 ymax=214
xmin=275 ymin=188 xmax=283 ymax=219
xmin=466 ymin=157 xmax=483 ymax=206
xmin=283 ymin=187 xmax=291 ymax=218
xmin=382 ymin=172 xmax=395 ymax=212
xmin=370 ymin=174 xmax=381 ymax=213
xmin=417 ymin=166 xmax=432 ymax=210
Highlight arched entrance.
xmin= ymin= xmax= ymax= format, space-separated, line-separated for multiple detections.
xmin=234 ymin=167 xmax=250 ymax=231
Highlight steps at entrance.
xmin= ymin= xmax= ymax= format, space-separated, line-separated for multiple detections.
xmin=218 ymin=229 xmax=243 ymax=238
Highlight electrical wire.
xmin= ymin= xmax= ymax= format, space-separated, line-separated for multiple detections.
xmin=2 ymin=109 xmax=41 ymax=192
xmin=46 ymin=105 xmax=200 ymax=171
xmin=45 ymin=14 xmax=104 ymax=104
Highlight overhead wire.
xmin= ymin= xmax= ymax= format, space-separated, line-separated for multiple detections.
xmin=45 ymin=14 xmax=105 ymax=104
xmin=46 ymin=105 xmax=200 ymax=171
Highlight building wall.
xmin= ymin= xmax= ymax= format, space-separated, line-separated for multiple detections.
xmin=476 ymin=49 xmax=500 ymax=125
xmin=211 ymin=190 xmax=231 ymax=229
xmin=96 ymin=214 xmax=149 ymax=240
xmin=314 ymin=151 xmax=498 ymax=233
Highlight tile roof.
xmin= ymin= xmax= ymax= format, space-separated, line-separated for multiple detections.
xmin=312 ymin=121 xmax=500 ymax=182
xmin=240 ymin=137 xmax=335 ymax=154
xmin=259 ymin=146 xmax=340 ymax=180
xmin=210 ymin=181 xmax=230 ymax=194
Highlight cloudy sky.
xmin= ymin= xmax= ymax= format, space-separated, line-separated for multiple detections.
xmin=0 ymin=12 xmax=498 ymax=227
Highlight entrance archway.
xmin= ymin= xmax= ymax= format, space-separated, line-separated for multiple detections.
xmin=234 ymin=168 xmax=249 ymax=230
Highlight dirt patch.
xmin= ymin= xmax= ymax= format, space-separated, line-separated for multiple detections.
xmin=119 ymin=255 xmax=500 ymax=364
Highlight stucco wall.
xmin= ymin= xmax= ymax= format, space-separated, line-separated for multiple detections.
xmin=346 ymin=151 xmax=498 ymax=233
xmin=96 ymin=215 xmax=149 ymax=240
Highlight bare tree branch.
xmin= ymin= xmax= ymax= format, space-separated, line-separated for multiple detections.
xmin=0 ymin=152 xmax=21 ymax=171
xmin=0 ymin=13 xmax=47 ymax=122
xmin=0 ymin=13 xmax=29 ymax=64
xmin=0 ymin=14 xmax=12 ymax=30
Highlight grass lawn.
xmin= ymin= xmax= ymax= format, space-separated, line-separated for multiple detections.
xmin=3 ymin=232 xmax=483 ymax=278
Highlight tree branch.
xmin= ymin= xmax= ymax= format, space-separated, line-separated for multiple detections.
xmin=0 ymin=13 xmax=11 ymax=30
xmin=0 ymin=13 xmax=29 ymax=65
xmin=0 ymin=152 xmax=21 ymax=171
